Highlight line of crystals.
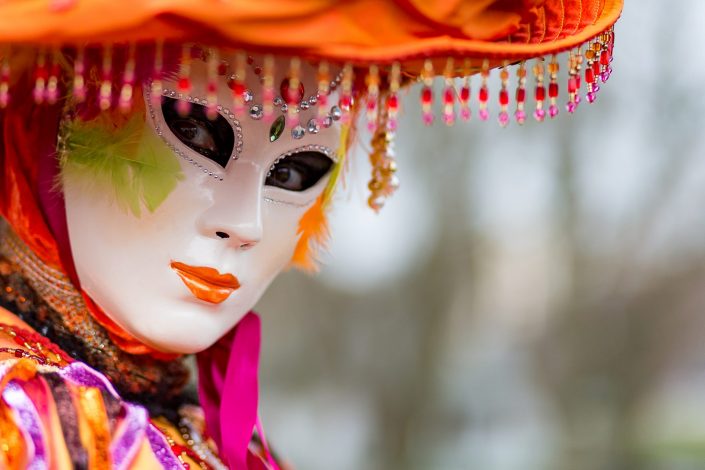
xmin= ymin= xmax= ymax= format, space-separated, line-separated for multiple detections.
xmin=226 ymin=54 xmax=345 ymax=142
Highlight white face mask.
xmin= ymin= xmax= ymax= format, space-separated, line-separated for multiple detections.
xmin=63 ymin=58 xmax=342 ymax=354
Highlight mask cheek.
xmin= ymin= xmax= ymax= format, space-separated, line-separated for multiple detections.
xmin=259 ymin=199 xmax=318 ymax=274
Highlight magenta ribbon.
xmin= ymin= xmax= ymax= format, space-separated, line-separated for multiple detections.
xmin=197 ymin=311 xmax=262 ymax=470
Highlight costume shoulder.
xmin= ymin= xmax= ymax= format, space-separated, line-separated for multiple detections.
xmin=0 ymin=308 xmax=192 ymax=469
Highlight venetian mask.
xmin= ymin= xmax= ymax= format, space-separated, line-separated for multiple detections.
xmin=62 ymin=56 xmax=342 ymax=354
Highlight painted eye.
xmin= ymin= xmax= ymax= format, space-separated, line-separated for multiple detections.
xmin=161 ymin=97 xmax=235 ymax=168
xmin=266 ymin=151 xmax=334 ymax=192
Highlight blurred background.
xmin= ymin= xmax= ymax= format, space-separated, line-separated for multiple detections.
xmin=255 ymin=2 xmax=705 ymax=469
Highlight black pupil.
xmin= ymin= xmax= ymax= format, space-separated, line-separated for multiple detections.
xmin=266 ymin=152 xmax=334 ymax=192
xmin=161 ymin=97 xmax=235 ymax=168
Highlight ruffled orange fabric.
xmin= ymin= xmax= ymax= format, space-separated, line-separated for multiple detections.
xmin=0 ymin=0 xmax=622 ymax=65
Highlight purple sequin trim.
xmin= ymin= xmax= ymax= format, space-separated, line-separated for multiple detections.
xmin=147 ymin=424 xmax=186 ymax=470
xmin=3 ymin=382 xmax=48 ymax=470
xmin=112 ymin=404 xmax=148 ymax=470
xmin=59 ymin=361 xmax=121 ymax=398
xmin=59 ymin=361 xmax=183 ymax=468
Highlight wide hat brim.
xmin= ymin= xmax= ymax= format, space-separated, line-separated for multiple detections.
xmin=0 ymin=0 xmax=622 ymax=70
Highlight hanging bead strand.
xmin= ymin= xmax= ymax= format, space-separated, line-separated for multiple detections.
xmin=420 ymin=59 xmax=434 ymax=125
xmin=0 ymin=55 xmax=9 ymax=108
xmin=368 ymin=92 xmax=398 ymax=212
xmin=566 ymin=51 xmax=578 ymax=113
xmin=99 ymin=45 xmax=113 ymax=111
xmin=262 ymin=55 xmax=275 ymax=122
xmin=231 ymin=51 xmax=247 ymax=116
xmin=459 ymin=59 xmax=471 ymax=121
xmin=515 ymin=62 xmax=527 ymax=124
xmin=205 ymin=48 xmax=219 ymax=120
xmin=33 ymin=49 xmax=48 ymax=105
xmin=286 ymin=57 xmax=302 ymax=128
xmin=119 ymin=43 xmax=136 ymax=113
xmin=585 ymin=44 xmax=597 ymax=103
xmin=339 ymin=62 xmax=354 ymax=123
xmin=442 ymin=57 xmax=455 ymax=126
xmin=366 ymin=64 xmax=380 ymax=132
xmin=478 ymin=59 xmax=490 ymax=121
xmin=176 ymin=44 xmax=193 ymax=116
xmin=46 ymin=48 xmax=60 ymax=105
xmin=548 ymin=55 xmax=559 ymax=118
xmin=533 ymin=58 xmax=546 ymax=122
xmin=498 ymin=62 xmax=510 ymax=127
xmin=386 ymin=62 xmax=401 ymax=132
xmin=316 ymin=61 xmax=330 ymax=126
xmin=150 ymin=40 xmax=164 ymax=108
xmin=73 ymin=45 xmax=86 ymax=103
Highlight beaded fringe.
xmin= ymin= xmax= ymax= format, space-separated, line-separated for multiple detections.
xmin=0 ymin=27 xmax=615 ymax=210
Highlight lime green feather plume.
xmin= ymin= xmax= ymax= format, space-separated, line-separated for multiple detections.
xmin=60 ymin=113 xmax=184 ymax=217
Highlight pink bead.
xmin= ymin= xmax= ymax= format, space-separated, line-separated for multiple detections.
xmin=498 ymin=111 xmax=509 ymax=127
xmin=586 ymin=92 xmax=596 ymax=103
xmin=574 ymin=94 xmax=581 ymax=105
xmin=479 ymin=108 xmax=489 ymax=121
xmin=387 ymin=118 xmax=398 ymax=131
xmin=443 ymin=112 xmax=455 ymax=126
xmin=367 ymin=121 xmax=377 ymax=132
xmin=514 ymin=109 xmax=526 ymax=124
xmin=460 ymin=107 xmax=471 ymax=121
xmin=533 ymin=108 xmax=546 ymax=122
xmin=422 ymin=112 xmax=434 ymax=126
xmin=566 ymin=101 xmax=576 ymax=113
xmin=549 ymin=104 xmax=559 ymax=118
xmin=176 ymin=99 xmax=191 ymax=116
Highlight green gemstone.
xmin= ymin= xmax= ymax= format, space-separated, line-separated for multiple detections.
xmin=269 ymin=115 xmax=286 ymax=142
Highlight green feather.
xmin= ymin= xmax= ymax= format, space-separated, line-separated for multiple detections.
xmin=60 ymin=113 xmax=184 ymax=217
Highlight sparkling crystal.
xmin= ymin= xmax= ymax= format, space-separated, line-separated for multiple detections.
xmin=280 ymin=103 xmax=288 ymax=112
xmin=243 ymin=89 xmax=254 ymax=103
xmin=307 ymin=118 xmax=320 ymax=134
xmin=249 ymin=104 xmax=263 ymax=120
xmin=273 ymin=96 xmax=284 ymax=106
xmin=330 ymin=105 xmax=342 ymax=120
xmin=300 ymin=100 xmax=310 ymax=110
xmin=292 ymin=125 xmax=305 ymax=139
xmin=269 ymin=115 xmax=286 ymax=142
xmin=322 ymin=116 xmax=333 ymax=128
xmin=308 ymin=96 xmax=317 ymax=105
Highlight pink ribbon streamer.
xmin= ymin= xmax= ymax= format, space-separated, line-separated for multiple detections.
xmin=197 ymin=311 xmax=265 ymax=470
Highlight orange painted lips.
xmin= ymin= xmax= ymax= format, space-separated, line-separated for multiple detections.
xmin=170 ymin=261 xmax=241 ymax=304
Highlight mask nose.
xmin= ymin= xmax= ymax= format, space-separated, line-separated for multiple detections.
xmin=197 ymin=160 xmax=264 ymax=249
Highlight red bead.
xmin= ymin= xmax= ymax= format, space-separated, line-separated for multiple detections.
xmin=516 ymin=87 xmax=526 ymax=103
xmin=479 ymin=86 xmax=488 ymax=102
xmin=340 ymin=94 xmax=353 ymax=108
xmin=592 ymin=61 xmax=600 ymax=76
xmin=535 ymin=85 xmax=545 ymax=101
xmin=568 ymin=77 xmax=578 ymax=93
xmin=586 ymin=67 xmax=595 ymax=83
xmin=443 ymin=87 xmax=454 ymax=105
xmin=280 ymin=78 xmax=304 ymax=103
xmin=207 ymin=82 xmax=217 ymax=94
xmin=227 ymin=77 xmax=245 ymax=95
xmin=421 ymin=86 xmax=433 ymax=105
xmin=499 ymin=89 xmax=509 ymax=106
xmin=366 ymin=98 xmax=376 ymax=111
xmin=34 ymin=66 xmax=48 ymax=81
xmin=576 ymin=76 xmax=581 ymax=90
xmin=460 ymin=86 xmax=470 ymax=102
xmin=548 ymin=82 xmax=558 ymax=98
xmin=387 ymin=93 xmax=398 ymax=110
xmin=600 ymin=50 xmax=610 ymax=66
xmin=217 ymin=62 xmax=228 ymax=76
xmin=178 ymin=77 xmax=190 ymax=91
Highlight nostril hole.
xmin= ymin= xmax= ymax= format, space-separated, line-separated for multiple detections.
xmin=215 ymin=231 xmax=230 ymax=239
